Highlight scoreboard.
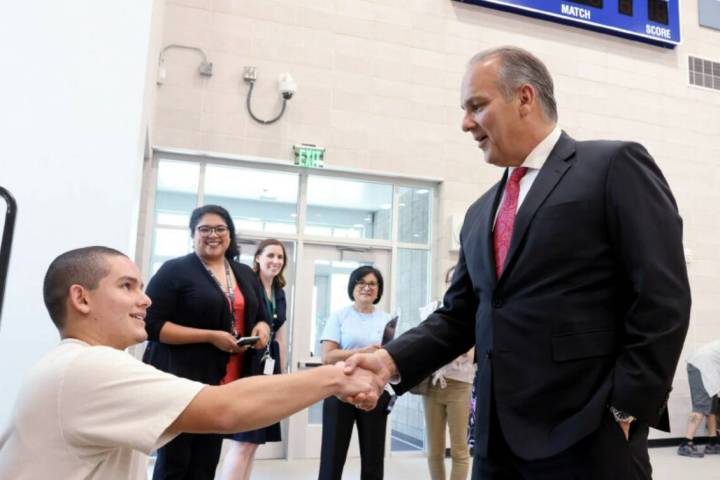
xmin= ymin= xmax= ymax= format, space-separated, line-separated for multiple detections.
xmin=454 ymin=0 xmax=681 ymax=47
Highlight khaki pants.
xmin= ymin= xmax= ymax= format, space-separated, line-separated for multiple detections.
xmin=423 ymin=378 xmax=473 ymax=480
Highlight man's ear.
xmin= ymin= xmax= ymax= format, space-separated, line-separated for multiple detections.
xmin=68 ymin=284 xmax=91 ymax=315
xmin=517 ymin=84 xmax=536 ymax=117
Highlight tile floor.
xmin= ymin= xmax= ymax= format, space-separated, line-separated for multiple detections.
xmin=206 ymin=446 xmax=719 ymax=479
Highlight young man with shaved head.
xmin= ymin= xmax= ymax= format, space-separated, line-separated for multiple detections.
xmin=0 ymin=246 xmax=382 ymax=479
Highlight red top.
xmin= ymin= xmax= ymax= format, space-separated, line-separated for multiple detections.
xmin=221 ymin=284 xmax=245 ymax=384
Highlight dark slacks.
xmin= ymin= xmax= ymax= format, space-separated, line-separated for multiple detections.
xmin=318 ymin=394 xmax=389 ymax=480
xmin=472 ymin=402 xmax=652 ymax=480
xmin=151 ymin=432 xmax=223 ymax=480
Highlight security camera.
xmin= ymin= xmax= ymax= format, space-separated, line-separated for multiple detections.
xmin=278 ymin=73 xmax=297 ymax=100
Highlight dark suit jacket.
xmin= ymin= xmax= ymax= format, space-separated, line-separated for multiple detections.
xmin=143 ymin=253 xmax=269 ymax=385
xmin=385 ymin=132 xmax=690 ymax=460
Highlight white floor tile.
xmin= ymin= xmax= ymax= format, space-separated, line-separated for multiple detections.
xmin=148 ymin=447 xmax=720 ymax=479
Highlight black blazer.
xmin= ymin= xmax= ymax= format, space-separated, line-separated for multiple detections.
xmin=143 ymin=253 xmax=269 ymax=385
xmin=385 ymin=133 xmax=690 ymax=460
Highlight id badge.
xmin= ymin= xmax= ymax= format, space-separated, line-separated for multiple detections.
xmin=263 ymin=357 xmax=275 ymax=375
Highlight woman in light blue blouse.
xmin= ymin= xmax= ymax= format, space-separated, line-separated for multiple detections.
xmin=318 ymin=265 xmax=391 ymax=480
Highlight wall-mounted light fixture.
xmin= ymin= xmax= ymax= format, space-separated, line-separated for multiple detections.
xmin=243 ymin=66 xmax=297 ymax=125
xmin=157 ymin=44 xmax=213 ymax=85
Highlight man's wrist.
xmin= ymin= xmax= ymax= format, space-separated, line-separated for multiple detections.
xmin=609 ymin=405 xmax=636 ymax=423
xmin=328 ymin=362 xmax=348 ymax=394
xmin=377 ymin=349 xmax=400 ymax=383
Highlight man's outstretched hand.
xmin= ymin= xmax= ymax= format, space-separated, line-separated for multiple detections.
xmin=341 ymin=349 xmax=399 ymax=411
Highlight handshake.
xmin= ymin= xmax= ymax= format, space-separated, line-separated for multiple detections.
xmin=331 ymin=349 xmax=398 ymax=411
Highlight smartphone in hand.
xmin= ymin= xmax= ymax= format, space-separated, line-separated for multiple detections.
xmin=236 ymin=336 xmax=261 ymax=347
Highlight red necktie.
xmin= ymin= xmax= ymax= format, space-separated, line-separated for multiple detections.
xmin=494 ymin=167 xmax=528 ymax=277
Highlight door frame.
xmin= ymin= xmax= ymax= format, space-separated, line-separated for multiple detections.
xmin=286 ymin=242 xmax=392 ymax=460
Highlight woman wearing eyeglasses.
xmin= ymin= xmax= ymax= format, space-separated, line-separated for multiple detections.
xmin=143 ymin=204 xmax=271 ymax=480
xmin=318 ymin=265 xmax=392 ymax=480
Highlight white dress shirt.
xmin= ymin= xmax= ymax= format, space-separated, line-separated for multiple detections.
xmin=494 ymin=126 xmax=562 ymax=226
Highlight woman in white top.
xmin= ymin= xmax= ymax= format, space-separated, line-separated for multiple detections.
xmin=318 ymin=265 xmax=392 ymax=480
xmin=422 ymin=267 xmax=475 ymax=480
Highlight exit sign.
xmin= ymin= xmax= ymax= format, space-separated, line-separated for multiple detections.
xmin=293 ymin=144 xmax=326 ymax=168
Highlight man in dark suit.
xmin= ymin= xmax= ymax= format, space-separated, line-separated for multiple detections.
xmin=345 ymin=46 xmax=690 ymax=479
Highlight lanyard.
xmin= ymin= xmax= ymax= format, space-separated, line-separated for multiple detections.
xmin=198 ymin=254 xmax=237 ymax=337
xmin=263 ymin=288 xmax=277 ymax=325
xmin=261 ymin=286 xmax=277 ymax=359
xmin=263 ymin=288 xmax=278 ymax=333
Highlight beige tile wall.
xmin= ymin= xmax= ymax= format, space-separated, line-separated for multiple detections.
xmin=152 ymin=0 xmax=720 ymax=437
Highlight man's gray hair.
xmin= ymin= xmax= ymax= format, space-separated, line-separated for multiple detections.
xmin=468 ymin=46 xmax=558 ymax=122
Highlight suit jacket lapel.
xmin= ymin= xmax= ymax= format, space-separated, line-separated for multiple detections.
xmin=498 ymin=132 xmax=576 ymax=283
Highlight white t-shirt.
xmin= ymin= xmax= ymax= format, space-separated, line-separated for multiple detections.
xmin=0 ymin=339 xmax=205 ymax=480
xmin=688 ymin=340 xmax=720 ymax=397
xmin=320 ymin=305 xmax=391 ymax=350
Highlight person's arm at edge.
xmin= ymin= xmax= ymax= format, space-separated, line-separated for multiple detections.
xmin=159 ymin=321 xmax=226 ymax=344
xmin=159 ymin=321 xmax=243 ymax=353
xmin=166 ymin=362 xmax=383 ymax=434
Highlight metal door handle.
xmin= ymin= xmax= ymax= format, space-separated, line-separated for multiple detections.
xmin=297 ymin=359 xmax=323 ymax=369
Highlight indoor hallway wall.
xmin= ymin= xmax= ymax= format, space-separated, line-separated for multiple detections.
xmin=153 ymin=0 xmax=720 ymax=438
xmin=0 ymin=0 xmax=163 ymax=425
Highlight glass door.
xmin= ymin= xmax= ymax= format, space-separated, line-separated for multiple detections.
xmin=286 ymin=243 xmax=391 ymax=459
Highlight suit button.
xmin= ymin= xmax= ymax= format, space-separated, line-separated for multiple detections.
xmin=492 ymin=298 xmax=503 ymax=308
xmin=485 ymin=350 xmax=492 ymax=359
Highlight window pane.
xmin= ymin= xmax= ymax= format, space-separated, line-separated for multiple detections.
xmin=151 ymin=261 xmax=165 ymax=276
xmin=396 ymin=248 xmax=430 ymax=333
xmin=398 ymin=187 xmax=432 ymax=244
xmin=311 ymin=260 xmax=362 ymax=357
xmin=391 ymin=248 xmax=430 ymax=452
xmin=157 ymin=212 xmax=190 ymax=227
xmin=150 ymin=227 xmax=192 ymax=274
xmin=155 ymin=160 xmax=200 ymax=227
xmin=204 ymin=165 xmax=299 ymax=234
xmin=306 ymin=176 xmax=392 ymax=240
xmin=305 ymin=225 xmax=333 ymax=236
xmin=153 ymin=228 xmax=191 ymax=257
xmin=390 ymin=395 xmax=426 ymax=452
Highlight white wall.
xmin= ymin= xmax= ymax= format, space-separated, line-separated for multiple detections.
xmin=0 ymin=1 xmax=159 ymax=425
